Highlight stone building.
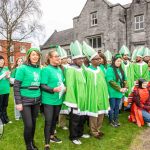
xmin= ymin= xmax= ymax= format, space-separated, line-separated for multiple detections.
xmin=41 ymin=0 xmax=150 ymax=57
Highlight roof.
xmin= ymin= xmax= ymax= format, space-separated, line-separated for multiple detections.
xmin=41 ymin=28 xmax=74 ymax=50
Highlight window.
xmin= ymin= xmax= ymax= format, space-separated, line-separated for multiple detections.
xmin=20 ymin=46 xmax=26 ymax=53
xmin=10 ymin=45 xmax=14 ymax=52
xmin=135 ymin=15 xmax=144 ymax=30
xmin=9 ymin=56 xmax=14 ymax=63
xmin=88 ymin=36 xmax=102 ymax=49
xmin=91 ymin=12 xmax=97 ymax=26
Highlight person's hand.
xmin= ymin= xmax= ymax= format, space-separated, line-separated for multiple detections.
xmin=16 ymin=104 xmax=23 ymax=111
xmin=120 ymin=88 xmax=127 ymax=93
xmin=53 ymin=86 xmax=62 ymax=92
xmin=5 ymin=71 xmax=10 ymax=78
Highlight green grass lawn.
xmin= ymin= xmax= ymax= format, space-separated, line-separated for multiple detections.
xmin=0 ymin=91 xmax=145 ymax=150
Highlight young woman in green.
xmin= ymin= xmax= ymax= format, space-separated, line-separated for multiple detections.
xmin=0 ymin=55 xmax=11 ymax=124
xmin=41 ymin=50 xmax=65 ymax=150
xmin=10 ymin=57 xmax=23 ymax=120
xmin=14 ymin=48 xmax=41 ymax=150
xmin=106 ymin=54 xmax=127 ymax=127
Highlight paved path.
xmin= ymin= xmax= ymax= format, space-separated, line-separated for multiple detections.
xmin=130 ymin=128 xmax=150 ymax=150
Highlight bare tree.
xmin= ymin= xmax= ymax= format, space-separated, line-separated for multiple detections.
xmin=0 ymin=0 xmax=43 ymax=68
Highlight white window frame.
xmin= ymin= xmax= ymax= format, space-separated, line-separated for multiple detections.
xmin=88 ymin=36 xmax=102 ymax=50
xmin=20 ymin=46 xmax=26 ymax=53
xmin=91 ymin=12 xmax=97 ymax=26
xmin=9 ymin=56 xmax=14 ymax=63
xmin=135 ymin=15 xmax=144 ymax=30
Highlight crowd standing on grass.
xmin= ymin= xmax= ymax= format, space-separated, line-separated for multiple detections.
xmin=0 ymin=41 xmax=150 ymax=150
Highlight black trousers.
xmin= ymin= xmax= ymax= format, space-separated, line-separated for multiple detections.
xmin=44 ymin=104 xmax=61 ymax=144
xmin=21 ymin=104 xmax=40 ymax=146
xmin=69 ymin=109 xmax=86 ymax=140
xmin=0 ymin=94 xmax=9 ymax=124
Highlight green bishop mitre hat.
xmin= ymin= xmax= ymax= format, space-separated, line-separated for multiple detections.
xmin=26 ymin=48 xmax=40 ymax=56
xmin=136 ymin=46 xmax=145 ymax=57
xmin=82 ymin=41 xmax=98 ymax=61
xmin=61 ymin=48 xmax=68 ymax=59
xmin=143 ymin=47 xmax=150 ymax=57
xmin=119 ymin=45 xmax=130 ymax=56
xmin=131 ymin=49 xmax=138 ymax=62
xmin=56 ymin=46 xmax=67 ymax=59
xmin=70 ymin=40 xmax=84 ymax=59
xmin=104 ymin=50 xmax=112 ymax=61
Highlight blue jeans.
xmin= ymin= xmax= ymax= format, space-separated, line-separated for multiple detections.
xmin=142 ymin=110 xmax=150 ymax=123
xmin=109 ymin=98 xmax=121 ymax=122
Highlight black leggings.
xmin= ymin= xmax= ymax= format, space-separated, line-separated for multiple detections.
xmin=21 ymin=104 xmax=40 ymax=146
xmin=0 ymin=94 xmax=9 ymax=124
xmin=44 ymin=104 xmax=61 ymax=144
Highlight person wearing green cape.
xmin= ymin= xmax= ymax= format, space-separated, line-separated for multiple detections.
xmin=119 ymin=45 xmax=134 ymax=108
xmin=56 ymin=46 xmax=69 ymax=130
xmin=133 ymin=47 xmax=149 ymax=81
xmin=106 ymin=54 xmax=127 ymax=127
xmin=82 ymin=41 xmax=110 ymax=138
xmin=64 ymin=41 xmax=90 ymax=145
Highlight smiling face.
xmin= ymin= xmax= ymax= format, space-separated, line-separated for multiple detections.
xmin=29 ymin=51 xmax=40 ymax=64
xmin=91 ymin=55 xmax=101 ymax=67
xmin=17 ymin=58 xmax=23 ymax=66
xmin=73 ymin=57 xmax=84 ymax=67
xmin=49 ymin=51 xmax=61 ymax=66
xmin=114 ymin=58 xmax=122 ymax=67
xmin=0 ymin=58 xmax=4 ymax=67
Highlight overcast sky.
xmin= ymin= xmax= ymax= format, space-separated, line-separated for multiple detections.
xmin=37 ymin=0 xmax=132 ymax=46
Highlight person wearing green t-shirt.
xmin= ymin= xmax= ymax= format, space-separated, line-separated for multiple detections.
xmin=10 ymin=57 xmax=23 ymax=120
xmin=0 ymin=55 xmax=11 ymax=125
xmin=14 ymin=48 xmax=41 ymax=150
xmin=41 ymin=50 xmax=65 ymax=150
xmin=106 ymin=54 xmax=127 ymax=127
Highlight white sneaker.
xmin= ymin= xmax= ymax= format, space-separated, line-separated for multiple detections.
xmin=147 ymin=122 xmax=150 ymax=127
xmin=8 ymin=121 xmax=12 ymax=124
xmin=62 ymin=126 xmax=68 ymax=130
xmin=72 ymin=139 xmax=82 ymax=145
xmin=81 ymin=134 xmax=90 ymax=138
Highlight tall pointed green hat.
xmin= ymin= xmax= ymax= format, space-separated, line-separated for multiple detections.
xmin=131 ymin=49 xmax=138 ymax=62
xmin=119 ymin=45 xmax=130 ymax=56
xmin=70 ymin=40 xmax=84 ymax=59
xmin=82 ymin=41 xmax=98 ymax=61
xmin=136 ymin=47 xmax=145 ymax=57
xmin=104 ymin=50 xmax=112 ymax=61
xmin=56 ymin=46 xmax=67 ymax=59
xmin=143 ymin=47 xmax=150 ymax=57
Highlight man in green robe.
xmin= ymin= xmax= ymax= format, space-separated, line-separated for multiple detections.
xmin=64 ymin=41 xmax=89 ymax=145
xmin=82 ymin=41 xmax=110 ymax=138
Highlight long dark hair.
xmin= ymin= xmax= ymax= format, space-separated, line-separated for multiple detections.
xmin=111 ymin=54 xmax=125 ymax=87
xmin=12 ymin=57 xmax=23 ymax=70
xmin=99 ymin=53 xmax=107 ymax=68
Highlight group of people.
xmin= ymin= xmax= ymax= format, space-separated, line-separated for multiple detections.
xmin=0 ymin=41 xmax=150 ymax=150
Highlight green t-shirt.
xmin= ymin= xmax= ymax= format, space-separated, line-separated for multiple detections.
xmin=10 ymin=68 xmax=17 ymax=78
xmin=0 ymin=67 xmax=10 ymax=94
xmin=106 ymin=67 xmax=124 ymax=98
xmin=15 ymin=64 xmax=41 ymax=98
xmin=41 ymin=65 xmax=64 ymax=105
